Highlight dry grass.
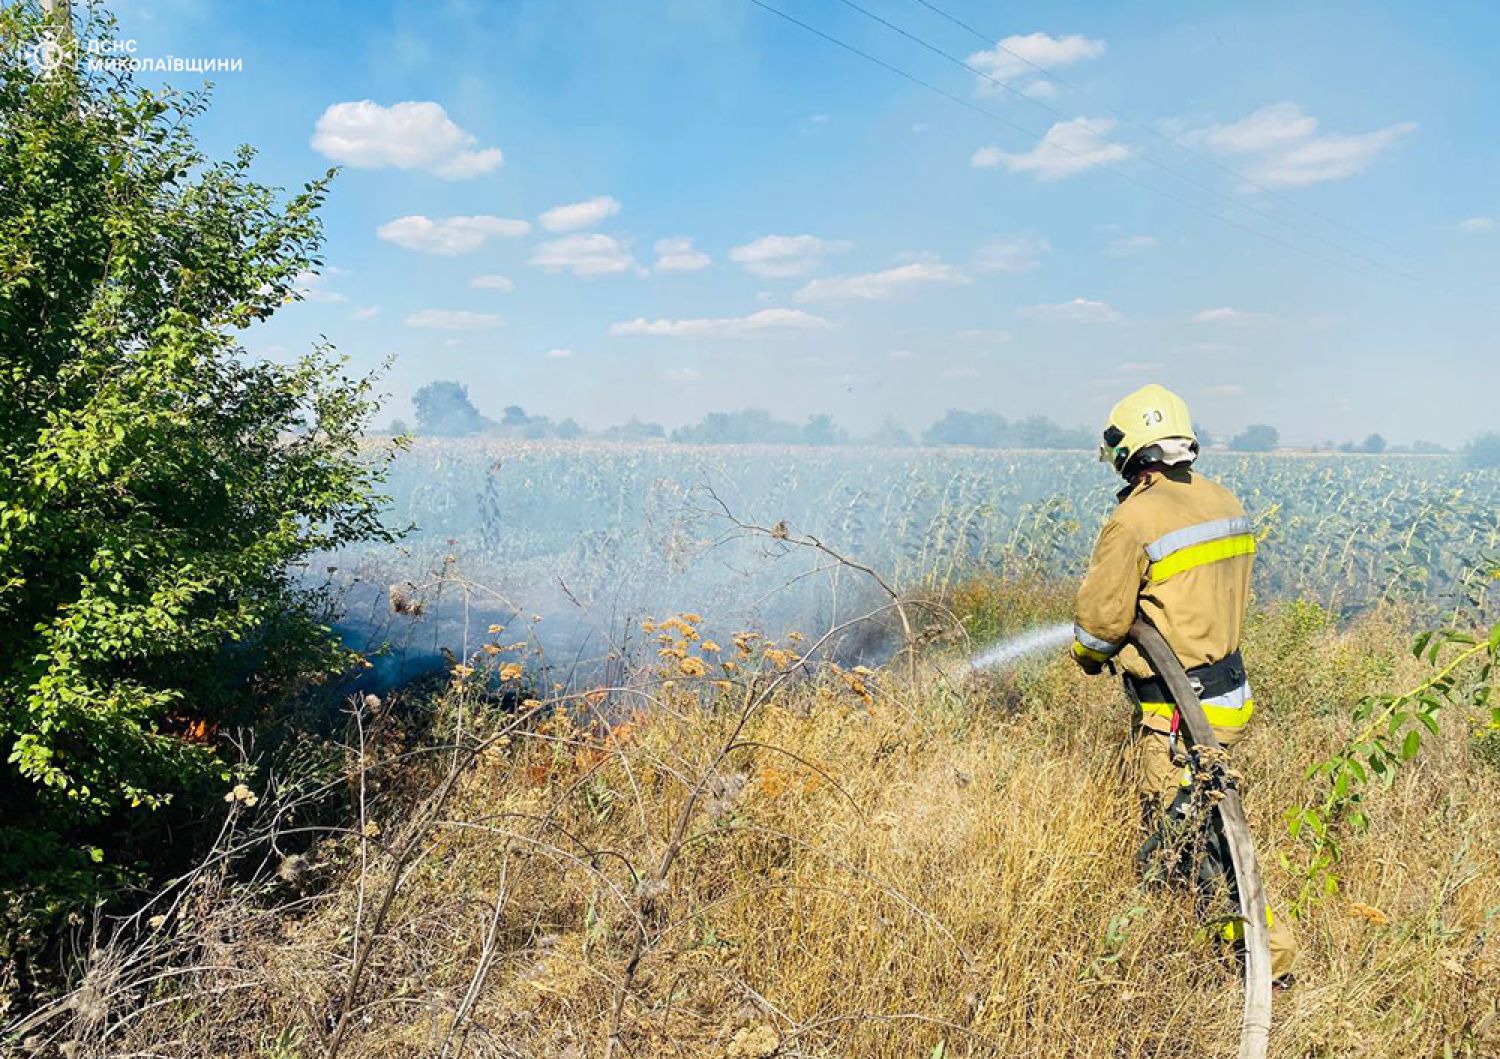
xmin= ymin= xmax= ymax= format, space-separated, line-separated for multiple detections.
xmin=11 ymin=593 xmax=1500 ymax=1059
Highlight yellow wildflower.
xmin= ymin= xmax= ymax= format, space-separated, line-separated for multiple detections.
xmin=224 ymin=783 xmax=258 ymax=807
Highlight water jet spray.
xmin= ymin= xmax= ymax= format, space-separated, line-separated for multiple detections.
xmin=965 ymin=621 xmax=1074 ymax=673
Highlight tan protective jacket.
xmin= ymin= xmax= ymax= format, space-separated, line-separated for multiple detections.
xmin=1072 ymin=467 xmax=1257 ymax=733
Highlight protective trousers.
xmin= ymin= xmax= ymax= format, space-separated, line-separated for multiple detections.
xmin=1130 ymin=726 xmax=1298 ymax=979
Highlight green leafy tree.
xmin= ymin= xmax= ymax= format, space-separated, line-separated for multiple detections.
xmin=412 ymin=380 xmax=491 ymax=436
xmin=801 ymin=413 xmax=846 ymax=446
xmin=921 ymin=410 xmax=1009 ymax=448
xmin=1464 ymin=432 xmax=1500 ymax=469
xmin=1229 ymin=423 xmax=1280 ymax=452
xmin=1012 ymin=414 xmax=1092 ymax=450
xmin=602 ymin=416 xmax=666 ymax=442
xmin=0 ymin=3 xmax=395 ymax=969
xmin=672 ymin=409 xmax=802 ymax=445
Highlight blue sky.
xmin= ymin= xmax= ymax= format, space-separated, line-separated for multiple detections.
xmin=104 ymin=0 xmax=1498 ymax=444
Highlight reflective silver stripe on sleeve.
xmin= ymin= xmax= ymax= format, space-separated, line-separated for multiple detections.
xmin=1073 ymin=622 xmax=1124 ymax=656
xmin=1144 ymin=516 xmax=1254 ymax=562
xmin=1201 ymin=681 xmax=1252 ymax=711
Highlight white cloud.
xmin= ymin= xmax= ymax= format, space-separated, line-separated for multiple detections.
xmin=653 ymin=236 xmax=711 ymax=272
xmin=954 ymin=328 xmax=1013 ymax=343
xmin=1119 ymin=361 xmax=1163 ymax=373
xmin=377 ymin=215 xmax=531 ymax=255
xmin=975 ymin=235 xmax=1050 ymax=273
xmin=610 ymin=308 xmax=830 ymax=338
xmin=1023 ymin=80 xmax=1058 ymax=100
xmin=1252 ymin=124 xmax=1416 ymax=187
xmin=1106 ymin=234 xmax=1158 ymax=257
xmin=545 ymin=348 xmax=574 ymax=359
xmin=889 ymin=349 xmax=915 ymax=359
xmin=966 ymin=33 xmax=1105 ymax=93
xmin=1202 ymin=383 xmax=1247 ymax=398
xmin=530 ymin=233 xmax=639 ymax=277
xmin=1458 ymin=216 xmax=1494 ymax=232
xmin=729 ymin=234 xmax=852 ymax=277
xmin=1192 ymin=306 xmax=1270 ymax=324
xmin=664 ymin=367 xmax=703 ymax=382
xmin=1019 ymin=297 xmax=1122 ymax=323
xmin=311 ymin=100 xmax=503 ymax=179
xmin=351 ymin=305 xmax=380 ymax=320
xmin=471 ymin=274 xmax=515 ymax=291
xmin=972 ymin=117 xmax=1128 ymax=180
xmin=811 ymin=113 xmax=831 ymax=124
xmin=404 ymin=309 xmax=504 ymax=330
xmin=1203 ymin=102 xmax=1318 ymax=154
xmin=538 ymin=196 xmax=622 ymax=233
xmin=794 ymin=262 xmax=969 ymax=303
xmin=293 ymin=270 xmax=347 ymax=303
xmin=942 ymin=367 xmax=982 ymax=380
xmin=1198 ymin=102 xmax=1416 ymax=188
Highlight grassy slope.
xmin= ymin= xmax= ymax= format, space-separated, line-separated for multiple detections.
xmin=33 ymin=586 xmax=1500 ymax=1058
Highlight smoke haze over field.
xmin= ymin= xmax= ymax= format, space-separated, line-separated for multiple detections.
xmin=103 ymin=0 xmax=1500 ymax=446
xmin=324 ymin=443 xmax=1500 ymax=686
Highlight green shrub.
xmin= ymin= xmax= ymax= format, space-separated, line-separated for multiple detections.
xmin=0 ymin=4 xmax=395 ymax=984
xmin=1474 ymin=725 xmax=1500 ymax=773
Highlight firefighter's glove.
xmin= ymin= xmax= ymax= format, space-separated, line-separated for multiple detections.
xmin=1071 ymin=641 xmax=1106 ymax=676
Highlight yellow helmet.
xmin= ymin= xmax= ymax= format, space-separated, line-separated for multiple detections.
xmin=1099 ymin=383 xmax=1198 ymax=474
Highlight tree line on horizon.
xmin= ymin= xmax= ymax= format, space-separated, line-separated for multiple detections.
xmin=393 ymin=381 xmax=1496 ymax=463
xmin=396 ymin=381 xmax=1103 ymax=450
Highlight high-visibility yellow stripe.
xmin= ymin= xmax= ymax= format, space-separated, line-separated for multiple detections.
xmin=1072 ymin=641 xmax=1112 ymax=664
xmin=1139 ymin=698 xmax=1256 ymax=729
xmin=1074 ymin=622 xmax=1123 ymax=657
xmin=1219 ymin=906 xmax=1275 ymax=942
xmin=1147 ymin=533 xmax=1256 ymax=582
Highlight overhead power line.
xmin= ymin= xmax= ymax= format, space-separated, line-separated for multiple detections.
xmin=907 ymin=0 xmax=1410 ymax=260
xmin=833 ymin=0 xmax=1418 ymax=282
xmin=740 ymin=0 xmax=1395 ymax=283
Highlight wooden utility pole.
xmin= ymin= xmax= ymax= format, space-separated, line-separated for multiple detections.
xmin=1129 ymin=619 xmax=1272 ymax=1059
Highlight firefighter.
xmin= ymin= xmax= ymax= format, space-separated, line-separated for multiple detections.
xmin=1069 ymin=383 xmax=1297 ymax=984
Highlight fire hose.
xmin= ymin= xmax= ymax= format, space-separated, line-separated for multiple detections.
xmin=1128 ymin=619 xmax=1272 ymax=1059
